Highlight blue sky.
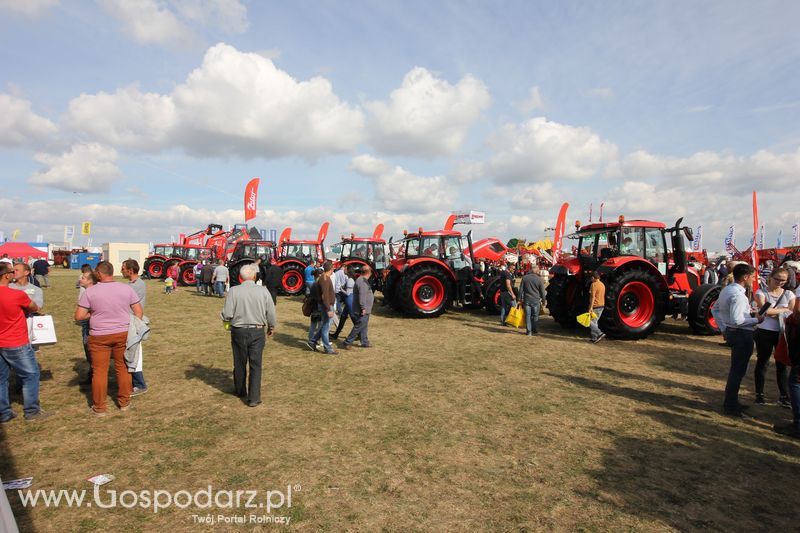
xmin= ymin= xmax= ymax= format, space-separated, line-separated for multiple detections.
xmin=1 ymin=0 xmax=799 ymax=251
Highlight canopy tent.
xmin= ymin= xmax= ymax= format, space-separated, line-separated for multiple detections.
xmin=0 ymin=242 xmax=47 ymax=259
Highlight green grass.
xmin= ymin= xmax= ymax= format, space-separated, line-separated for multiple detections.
xmin=1 ymin=269 xmax=798 ymax=531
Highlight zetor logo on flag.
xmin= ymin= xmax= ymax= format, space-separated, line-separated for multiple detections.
xmin=244 ymin=178 xmax=260 ymax=222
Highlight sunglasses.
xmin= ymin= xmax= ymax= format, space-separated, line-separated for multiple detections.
xmin=771 ymin=277 xmax=788 ymax=283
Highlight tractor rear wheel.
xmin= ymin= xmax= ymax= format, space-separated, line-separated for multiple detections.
xmin=546 ymin=275 xmax=580 ymax=327
xmin=228 ymin=259 xmax=253 ymax=288
xmin=179 ymin=263 xmax=197 ymax=286
xmin=144 ymin=259 xmax=165 ymax=279
xmin=382 ymin=269 xmax=403 ymax=311
xmin=483 ymin=276 xmax=503 ymax=314
xmin=280 ymin=265 xmax=305 ymax=295
xmin=398 ymin=265 xmax=452 ymax=317
xmin=687 ymin=283 xmax=721 ymax=335
xmin=602 ymin=268 xmax=665 ymax=339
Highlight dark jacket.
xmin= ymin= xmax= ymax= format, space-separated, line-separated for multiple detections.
xmin=353 ymin=276 xmax=375 ymax=315
xmin=261 ymin=263 xmax=282 ymax=304
xmin=318 ymin=275 xmax=335 ymax=310
xmin=201 ymin=264 xmax=215 ymax=283
xmin=518 ymin=273 xmax=546 ymax=306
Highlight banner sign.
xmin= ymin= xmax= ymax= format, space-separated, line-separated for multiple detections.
xmin=81 ymin=222 xmax=91 ymax=235
xmin=452 ymin=211 xmax=485 ymax=225
xmin=244 ymin=177 xmax=260 ymax=222
xmin=692 ymin=225 xmax=703 ymax=251
xmin=552 ymin=203 xmax=569 ymax=264
xmin=758 ymin=224 xmax=765 ymax=250
xmin=269 ymin=229 xmax=277 ymax=243
xmin=777 ymin=230 xmax=783 ymax=249
xmin=64 ymin=226 xmax=75 ymax=242
xmin=724 ymin=224 xmax=736 ymax=254
xmin=793 ymin=224 xmax=799 ymax=246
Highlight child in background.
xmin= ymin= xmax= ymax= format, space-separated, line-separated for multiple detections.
xmin=164 ymin=276 xmax=174 ymax=294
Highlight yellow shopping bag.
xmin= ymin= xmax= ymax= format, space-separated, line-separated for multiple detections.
xmin=505 ymin=305 xmax=525 ymax=328
xmin=576 ymin=311 xmax=597 ymax=328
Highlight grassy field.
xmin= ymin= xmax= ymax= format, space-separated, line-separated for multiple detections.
xmin=2 ymin=268 xmax=799 ymax=531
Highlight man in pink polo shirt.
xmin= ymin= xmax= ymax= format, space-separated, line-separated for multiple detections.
xmin=75 ymin=261 xmax=142 ymax=416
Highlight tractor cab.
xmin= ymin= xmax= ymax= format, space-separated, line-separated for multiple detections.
xmin=229 ymin=241 xmax=276 ymax=263
xmin=183 ymin=246 xmax=216 ymax=262
xmin=339 ymin=238 xmax=388 ymax=270
xmin=573 ymin=220 xmax=669 ymax=276
xmin=395 ymin=231 xmax=467 ymax=263
xmin=281 ymin=242 xmax=322 ymax=264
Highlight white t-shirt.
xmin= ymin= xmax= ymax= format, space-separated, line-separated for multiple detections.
xmin=756 ymin=288 xmax=795 ymax=332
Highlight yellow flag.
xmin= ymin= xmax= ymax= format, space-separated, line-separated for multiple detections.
xmin=81 ymin=221 xmax=92 ymax=235
xmin=11 ymin=229 xmax=19 ymax=241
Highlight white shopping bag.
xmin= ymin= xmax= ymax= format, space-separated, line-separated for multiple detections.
xmin=27 ymin=315 xmax=57 ymax=345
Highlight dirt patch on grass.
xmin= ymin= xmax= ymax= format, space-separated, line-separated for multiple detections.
xmin=1 ymin=269 xmax=798 ymax=531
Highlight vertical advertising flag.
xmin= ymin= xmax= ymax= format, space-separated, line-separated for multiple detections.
xmin=793 ymin=224 xmax=799 ymax=246
xmin=777 ymin=230 xmax=783 ymax=248
xmin=11 ymin=229 xmax=20 ymax=241
xmin=81 ymin=222 xmax=91 ymax=235
xmin=750 ymin=191 xmax=759 ymax=272
xmin=599 ymin=202 xmax=604 ymax=222
xmin=693 ymin=225 xmax=703 ymax=251
xmin=724 ymin=224 xmax=736 ymax=255
xmin=588 ymin=203 xmax=593 ymax=223
xmin=244 ymin=177 xmax=260 ymax=222
xmin=758 ymin=224 xmax=765 ymax=250
xmin=64 ymin=226 xmax=75 ymax=242
xmin=0 ymin=231 xmax=4 ymax=243
xmin=269 ymin=229 xmax=277 ymax=243
xmin=552 ymin=203 xmax=569 ymax=264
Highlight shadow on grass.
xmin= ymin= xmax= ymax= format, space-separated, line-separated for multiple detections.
xmin=548 ymin=370 xmax=800 ymax=530
xmin=184 ymin=363 xmax=231 ymax=395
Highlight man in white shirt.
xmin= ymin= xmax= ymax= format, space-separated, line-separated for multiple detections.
xmin=715 ymin=263 xmax=764 ymax=418
xmin=212 ymin=260 xmax=229 ymax=297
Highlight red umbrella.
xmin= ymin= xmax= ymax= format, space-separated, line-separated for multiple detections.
xmin=0 ymin=242 xmax=48 ymax=259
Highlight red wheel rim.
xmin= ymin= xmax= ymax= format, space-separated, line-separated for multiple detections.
xmin=616 ymin=281 xmax=654 ymax=328
xmin=493 ymin=288 xmax=500 ymax=305
xmin=707 ymin=299 xmax=717 ymax=329
xmin=182 ymin=267 xmax=195 ymax=284
xmin=283 ymin=271 xmax=303 ymax=292
xmin=148 ymin=262 xmax=163 ymax=277
xmin=412 ymin=275 xmax=445 ymax=311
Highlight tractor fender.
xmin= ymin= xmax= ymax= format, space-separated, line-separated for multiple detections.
xmin=597 ymin=258 xmax=668 ymax=290
xmin=550 ymin=257 xmax=581 ymax=276
xmin=340 ymin=258 xmax=370 ymax=272
xmin=405 ymin=257 xmax=456 ymax=281
xmin=145 ymin=254 xmax=169 ymax=262
xmin=277 ymin=258 xmax=306 ymax=270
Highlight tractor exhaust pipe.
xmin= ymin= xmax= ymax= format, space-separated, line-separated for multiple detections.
xmin=669 ymin=217 xmax=692 ymax=274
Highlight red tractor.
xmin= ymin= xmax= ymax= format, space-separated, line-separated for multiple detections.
xmin=227 ymin=223 xmax=329 ymax=295
xmin=381 ymin=216 xmax=510 ymax=317
xmin=333 ymin=224 xmax=389 ymax=291
xmin=142 ymin=224 xmax=223 ymax=279
xmin=546 ymin=216 xmax=720 ymax=339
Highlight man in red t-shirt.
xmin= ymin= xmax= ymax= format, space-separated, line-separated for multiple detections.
xmin=0 ymin=263 xmax=51 ymax=422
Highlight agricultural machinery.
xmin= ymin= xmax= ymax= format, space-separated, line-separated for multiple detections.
xmin=333 ymin=224 xmax=389 ymax=291
xmin=227 ymin=223 xmax=329 ymax=295
xmin=382 ymin=216 xmax=510 ymax=317
xmin=546 ymin=216 xmax=720 ymax=340
xmin=142 ymin=224 xmax=224 ymax=281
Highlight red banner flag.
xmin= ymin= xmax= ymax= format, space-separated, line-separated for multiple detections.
xmin=244 ymin=178 xmax=260 ymax=222
xmin=751 ymin=191 xmax=759 ymax=273
xmin=552 ymin=202 xmax=570 ymax=264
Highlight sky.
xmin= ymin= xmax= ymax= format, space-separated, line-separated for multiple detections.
xmin=1 ymin=0 xmax=799 ymax=252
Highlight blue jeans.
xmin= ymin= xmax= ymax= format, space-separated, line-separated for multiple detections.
xmin=132 ymin=371 xmax=147 ymax=389
xmin=215 ymin=281 xmax=226 ymax=297
xmin=311 ymin=304 xmax=334 ymax=353
xmin=789 ymin=365 xmax=800 ymax=427
xmin=0 ymin=344 xmax=41 ymax=419
xmin=524 ymin=302 xmax=540 ymax=333
xmin=196 ymin=279 xmax=203 ymax=292
xmin=333 ymin=294 xmax=354 ymax=337
xmin=723 ymin=328 xmax=755 ymax=411
xmin=590 ymin=307 xmax=604 ymax=341
xmin=499 ymin=293 xmax=514 ymax=325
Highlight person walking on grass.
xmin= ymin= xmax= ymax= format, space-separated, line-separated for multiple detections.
xmin=716 ymin=263 xmax=763 ymax=419
xmin=331 ymin=266 xmax=355 ymax=340
xmin=122 ymin=259 xmax=149 ymax=397
xmin=498 ymin=264 xmax=517 ymax=326
xmin=518 ymin=266 xmax=546 ymax=336
xmin=76 ymin=268 xmax=96 ymax=385
xmin=753 ymin=267 xmax=795 ymax=407
xmin=588 ymin=271 xmax=606 ymax=343
xmin=309 ymin=260 xmax=337 ymax=355
xmin=220 ymin=264 xmax=276 ymax=407
xmin=75 ymin=261 xmax=143 ymax=417
xmin=212 ymin=259 xmax=229 ymax=297
xmin=0 ymin=263 xmax=51 ymax=423
xmin=342 ymin=265 xmax=374 ymax=350
xmin=201 ymin=260 xmax=215 ymax=296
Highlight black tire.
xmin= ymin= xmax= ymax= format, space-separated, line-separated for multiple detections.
xmin=178 ymin=263 xmax=197 ymax=287
xmin=397 ymin=264 xmax=452 ymax=317
xmin=382 ymin=269 xmax=403 ymax=311
xmin=546 ymin=275 xmax=581 ymax=327
xmin=228 ymin=259 xmax=253 ymax=288
xmin=483 ymin=276 xmax=503 ymax=314
xmin=687 ymin=283 xmax=721 ymax=335
xmin=143 ymin=258 xmax=165 ymax=279
xmin=601 ymin=267 xmax=666 ymax=340
xmin=280 ymin=264 xmax=305 ymax=296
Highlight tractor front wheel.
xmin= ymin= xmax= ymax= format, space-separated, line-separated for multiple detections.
xmin=280 ymin=265 xmax=305 ymax=296
xmin=179 ymin=263 xmax=197 ymax=286
xmin=483 ymin=276 xmax=503 ymax=314
xmin=602 ymin=268 xmax=665 ymax=339
xmin=687 ymin=283 xmax=721 ymax=335
xmin=546 ymin=274 xmax=580 ymax=327
xmin=144 ymin=259 xmax=165 ymax=279
xmin=398 ymin=265 xmax=452 ymax=317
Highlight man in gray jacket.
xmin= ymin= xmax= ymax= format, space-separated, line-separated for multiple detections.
xmin=342 ymin=265 xmax=374 ymax=349
xmin=518 ymin=267 xmax=547 ymax=336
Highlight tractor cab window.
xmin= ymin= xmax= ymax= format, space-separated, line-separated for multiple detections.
xmin=420 ymin=237 xmax=442 ymax=257
xmin=619 ymin=227 xmax=645 ymax=257
xmin=595 ymin=232 xmax=617 ymax=260
xmin=340 ymin=242 xmax=354 ymax=259
xmin=284 ymin=244 xmax=317 ymax=262
xmin=255 ymin=245 xmax=273 ymax=260
xmin=443 ymin=236 xmax=462 ymax=259
xmin=155 ymin=246 xmax=172 ymax=256
xmin=352 ymin=243 xmax=369 ymax=260
xmin=644 ymin=228 xmax=666 ymax=269
xmin=184 ymin=248 xmax=199 ymax=260
xmin=372 ymin=243 xmax=387 ymax=269
xmin=198 ymin=248 xmax=214 ymax=261
xmin=404 ymin=238 xmax=420 ymax=257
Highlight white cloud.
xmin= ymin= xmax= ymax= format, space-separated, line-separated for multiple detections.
xmin=65 ymin=43 xmax=365 ymax=158
xmin=350 ymin=154 xmax=455 ymax=214
xmin=0 ymin=93 xmax=58 ymax=148
xmin=588 ymin=87 xmax=614 ymax=99
xmin=98 ymin=0 xmax=196 ymax=46
xmin=0 ymin=0 xmax=58 ymax=16
xmin=28 ymin=143 xmax=123 ymax=193
xmin=172 ymin=0 xmax=248 ymax=33
xmin=366 ymin=67 xmax=491 ymax=157
xmin=509 ymin=182 xmax=558 ymax=210
xmin=66 ymin=86 xmax=177 ymax=150
xmin=487 ymin=117 xmax=618 ymax=183
xmin=518 ymin=86 xmax=544 ymax=113
xmin=450 ymin=160 xmax=485 ymax=184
